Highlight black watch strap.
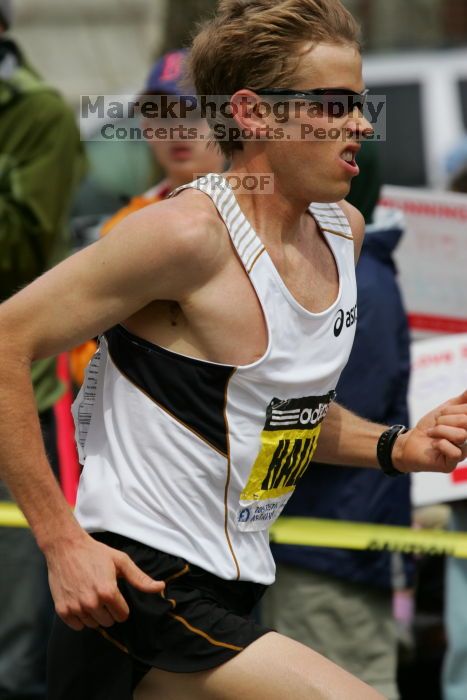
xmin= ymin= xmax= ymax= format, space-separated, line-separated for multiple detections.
xmin=377 ymin=424 xmax=408 ymax=477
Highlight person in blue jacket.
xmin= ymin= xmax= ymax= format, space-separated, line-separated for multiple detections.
xmin=263 ymin=141 xmax=412 ymax=700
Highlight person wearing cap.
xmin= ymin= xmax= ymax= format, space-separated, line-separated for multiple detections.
xmin=70 ymin=49 xmax=224 ymax=387
xmin=100 ymin=49 xmax=224 ymax=235
xmin=0 ymin=3 xmax=86 ymax=698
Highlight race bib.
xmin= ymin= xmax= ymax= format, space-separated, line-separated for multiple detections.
xmin=237 ymin=391 xmax=336 ymax=532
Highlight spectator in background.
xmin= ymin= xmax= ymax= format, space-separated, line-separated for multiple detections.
xmin=0 ymin=2 xmax=86 ymax=698
xmin=262 ymin=141 xmax=412 ymax=700
xmin=442 ymin=140 xmax=467 ymax=700
xmin=100 ymin=49 xmax=224 ymax=234
xmin=71 ymin=49 xmax=224 ymax=385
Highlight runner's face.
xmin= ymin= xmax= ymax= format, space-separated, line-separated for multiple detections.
xmin=261 ymin=43 xmax=372 ymax=203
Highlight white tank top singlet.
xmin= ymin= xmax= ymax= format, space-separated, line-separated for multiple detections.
xmin=73 ymin=174 xmax=357 ymax=585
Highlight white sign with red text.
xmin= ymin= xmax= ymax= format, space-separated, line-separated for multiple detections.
xmin=380 ymin=186 xmax=467 ymax=336
xmin=410 ymin=334 xmax=467 ymax=506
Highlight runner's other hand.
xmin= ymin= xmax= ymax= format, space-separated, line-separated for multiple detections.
xmin=393 ymin=390 xmax=467 ymax=474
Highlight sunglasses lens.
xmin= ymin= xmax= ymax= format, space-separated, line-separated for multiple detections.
xmin=266 ymin=89 xmax=367 ymax=116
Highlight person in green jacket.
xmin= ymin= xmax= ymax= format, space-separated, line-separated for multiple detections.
xmin=0 ymin=2 xmax=86 ymax=697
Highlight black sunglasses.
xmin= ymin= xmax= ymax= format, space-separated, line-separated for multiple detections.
xmin=253 ymin=88 xmax=369 ymax=115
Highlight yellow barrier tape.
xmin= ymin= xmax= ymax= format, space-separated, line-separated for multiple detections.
xmin=2 ymin=503 xmax=466 ymax=558
xmin=271 ymin=517 xmax=467 ymax=558
xmin=0 ymin=503 xmax=28 ymax=528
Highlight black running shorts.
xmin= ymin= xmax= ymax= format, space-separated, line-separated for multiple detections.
xmin=47 ymin=532 xmax=271 ymax=700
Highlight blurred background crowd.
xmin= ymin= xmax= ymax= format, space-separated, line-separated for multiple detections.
xmin=1 ymin=1 xmax=467 ymax=700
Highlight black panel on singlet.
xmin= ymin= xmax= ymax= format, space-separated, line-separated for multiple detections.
xmin=104 ymin=325 xmax=235 ymax=456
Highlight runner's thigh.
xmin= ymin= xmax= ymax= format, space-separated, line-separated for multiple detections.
xmin=134 ymin=631 xmax=387 ymax=700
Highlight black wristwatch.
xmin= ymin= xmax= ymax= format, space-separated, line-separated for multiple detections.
xmin=377 ymin=424 xmax=408 ymax=477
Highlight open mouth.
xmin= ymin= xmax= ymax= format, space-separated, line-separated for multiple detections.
xmin=340 ymin=149 xmax=357 ymax=167
xmin=338 ymin=147 xmax=360 ymax=175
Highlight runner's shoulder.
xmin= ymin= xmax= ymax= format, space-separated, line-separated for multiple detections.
xmin=104 ymin=187 xmax=230 ymax=285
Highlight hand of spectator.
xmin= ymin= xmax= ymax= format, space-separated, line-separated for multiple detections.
xmin=393 ymin=390 xmax=467 ymax=474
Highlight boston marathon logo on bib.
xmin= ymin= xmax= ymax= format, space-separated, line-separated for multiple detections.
xmin=237 ymin=390 xmax=336 ymax=532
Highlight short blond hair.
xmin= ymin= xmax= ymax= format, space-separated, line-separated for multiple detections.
xmin=190 ymin=0 xmax=361 ymax=157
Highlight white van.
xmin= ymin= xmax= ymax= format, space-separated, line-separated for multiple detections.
xmin=363 ymin=47 xmax=467 ymax=189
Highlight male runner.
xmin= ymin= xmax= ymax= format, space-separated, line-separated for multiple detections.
xmin=0 ymin=1 xmax=466 ymax=699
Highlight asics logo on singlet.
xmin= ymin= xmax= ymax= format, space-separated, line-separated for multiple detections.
xmin=333 ymin=304 xmax=357 ymax=337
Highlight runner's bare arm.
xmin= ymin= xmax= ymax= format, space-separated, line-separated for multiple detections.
xmin=314 ymin=396 xmax=467 ymax=474
xmin=0 ymin=195 xmax=224 ymax=630
xmin=2 ymin=197 xmax=223 ymax=361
